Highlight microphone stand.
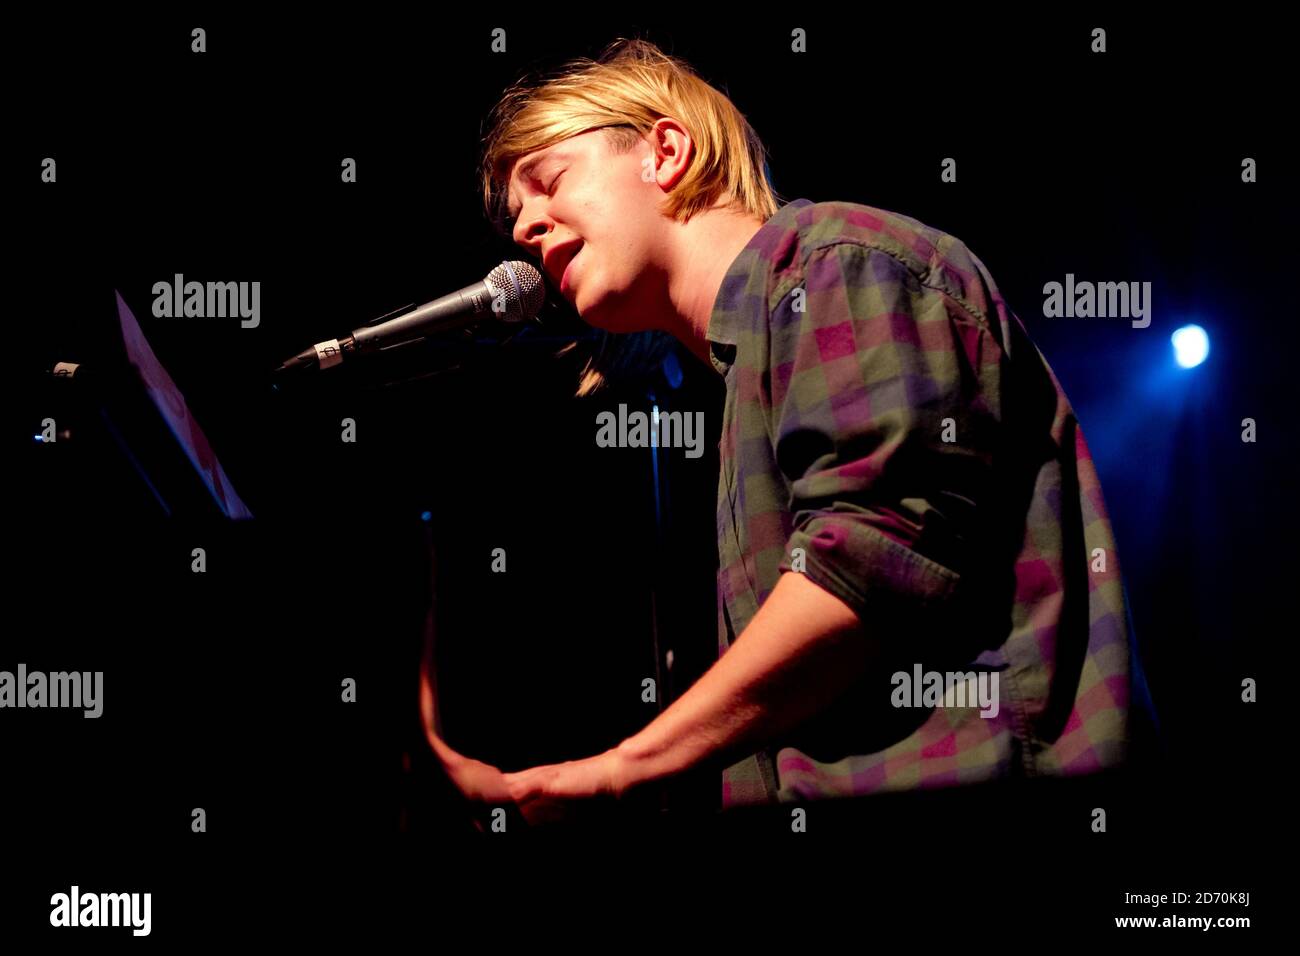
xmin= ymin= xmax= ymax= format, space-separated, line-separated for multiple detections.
xmin=644 ymin=350 xmax=685 ymax=818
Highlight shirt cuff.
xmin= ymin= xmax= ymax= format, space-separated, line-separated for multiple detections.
xmin=778 ymin=511 xmax=963 ymax=638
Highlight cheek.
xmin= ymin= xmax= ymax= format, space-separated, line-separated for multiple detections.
xmin=587 ymin=244 xmax=631 ymax=296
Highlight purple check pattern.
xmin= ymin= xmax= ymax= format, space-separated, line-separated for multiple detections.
xmin=708 ymin=198 xmax=1136 ymax=807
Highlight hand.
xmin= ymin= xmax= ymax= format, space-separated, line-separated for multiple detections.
xmin=502 ymin=748 xmax=629 ymax=826
xmin=433 ymin=747 xmax=516 ymax=833
xmin=443 ymin=753 xmax=513 ymax=805
xmin=420 ymin=664 xmax=515 ymax=831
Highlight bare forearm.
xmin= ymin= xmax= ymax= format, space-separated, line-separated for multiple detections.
xmin=616 ymin=571 xmax=877 ymax=791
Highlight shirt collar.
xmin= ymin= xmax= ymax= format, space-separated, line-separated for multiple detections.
xmin=706 ymin=198 xmax=815 ymax=376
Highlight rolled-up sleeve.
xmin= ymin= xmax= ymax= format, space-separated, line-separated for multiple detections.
xmin=771 ymin=241 xmax=1002 ymax=634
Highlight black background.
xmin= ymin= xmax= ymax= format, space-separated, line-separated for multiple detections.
xmin=8 ymin=10 xmax=1288 ymax=941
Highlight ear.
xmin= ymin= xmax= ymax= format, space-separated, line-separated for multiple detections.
xmin=649 ymin=117 xmax=694 ymax=190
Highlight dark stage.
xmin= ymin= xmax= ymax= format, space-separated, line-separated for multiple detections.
xmin=10 ymin=10 xmax=1286 ymax=941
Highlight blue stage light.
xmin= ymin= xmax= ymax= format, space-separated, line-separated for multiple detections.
xmin=1172 ymin=325 xmax=1210 ymax=368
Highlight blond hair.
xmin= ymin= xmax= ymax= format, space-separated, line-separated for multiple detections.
xmin=479 ymin=37 xmax=782 ymax=396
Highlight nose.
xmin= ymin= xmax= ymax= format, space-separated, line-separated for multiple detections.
xmin=512 ymin=208 xmax=553 ymax=256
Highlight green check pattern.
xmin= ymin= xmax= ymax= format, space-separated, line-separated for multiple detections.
xmin=708 ymin=198 xmax=1138 ymax=807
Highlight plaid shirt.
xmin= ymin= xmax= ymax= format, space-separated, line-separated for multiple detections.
xmin=708 ymin=198 xmax=1139 ymax=808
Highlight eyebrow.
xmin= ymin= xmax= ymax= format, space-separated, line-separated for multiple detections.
xmin=504 ymin=151 xmax=558 ymax=221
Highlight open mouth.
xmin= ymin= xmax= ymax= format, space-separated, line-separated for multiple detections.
xmin=560 ymin=244 xmax=583 ymax=294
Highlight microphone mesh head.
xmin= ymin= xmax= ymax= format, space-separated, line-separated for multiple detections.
xmin=484 ymin=261 xmax=546 ymax=323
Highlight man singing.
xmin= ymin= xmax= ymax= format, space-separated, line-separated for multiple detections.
xmin=421 ymin=37 xmax=1152 ymax=824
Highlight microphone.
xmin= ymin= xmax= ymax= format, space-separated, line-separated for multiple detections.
xmin=277 ymin=260 xmax=545 ymax=372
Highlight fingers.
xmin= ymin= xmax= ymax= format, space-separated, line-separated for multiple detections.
xmin=519 ymin=798 xmax=570 ymax=827
xmin=502 ymin=768 xmax=567 ymax=827
xmin=502 ymin=768 xmax=545 ymax=803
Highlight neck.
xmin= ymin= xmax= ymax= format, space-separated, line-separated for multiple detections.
xmin=660 ymin=205 xmax=765 ymax=367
